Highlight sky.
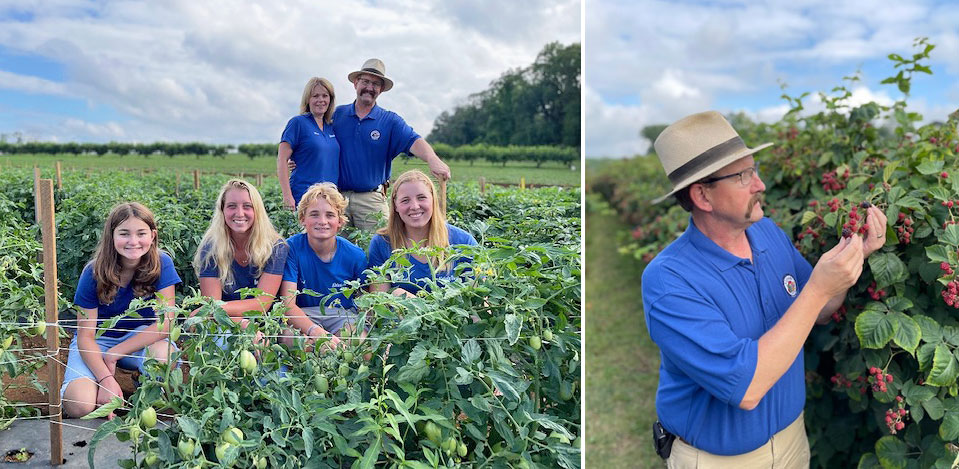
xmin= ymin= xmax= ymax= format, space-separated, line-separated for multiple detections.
xmin=0 ymin=0 xmax=580 ymax=145
xmin=586 ymin=0 xmax=959 ymax=158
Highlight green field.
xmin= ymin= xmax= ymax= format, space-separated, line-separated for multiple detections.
xmin=1 ymin=153 xmax=581 ymax=186
xmin=585 ymin=205 xmax=662 ymax=468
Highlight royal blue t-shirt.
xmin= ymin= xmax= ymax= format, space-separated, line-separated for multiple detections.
xmin=282 ymin=233 xmax=367 ymax=309
xmin=332 ymin=102 xmax=420 ymax=192
xmin=641 ymin=217 xmax=813 ymax=455
xmin=196 ymin=240 xmax=289 ymax=301
xmin=74 ymin=252 xmax=182 ymax=338
xmin=281 ymin=113 xmax=340 ymax=205
xmin=367 ymin=224 xmax=477 ymax=294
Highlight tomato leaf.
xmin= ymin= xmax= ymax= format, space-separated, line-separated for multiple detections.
xmin=80 ymin=396 xmax=123 ymax=420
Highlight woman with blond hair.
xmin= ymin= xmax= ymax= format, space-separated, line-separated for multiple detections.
xmin=194 ymin=179 xmax=288 ymax=327
xmin=278 ymin=76 xmax=339 ymax=210
xmin=368 ymin=170 xmax=477 ymax=297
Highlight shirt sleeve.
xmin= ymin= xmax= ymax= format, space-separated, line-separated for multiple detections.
xmin=387 ymin=113 xmax=421 ymax=158
xmin=196 ymin=242 xmax=220 ymax=279
xmin=280 ymin=116 xmax=301 ymax=148
xmin=282 ymin=239 xmax=300 ymax=283
xmin=367 ymin=234 xmax=391 ymax=269
xmin=643 ymin=268 xmax=758 ymax=407
xmin=155 ymin=252 xmax=182 ymax=290
xmin=73 ymin=264 xmax=100 ymax=308
xmin=264 ymin=240 xmax=290 ymax=276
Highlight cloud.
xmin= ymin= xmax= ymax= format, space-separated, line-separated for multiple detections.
xmin=0 ymin=0 xmax=579 ymax=143
xmin=0 ymin=69 xmax=66 ymax=95
xmin=584 ymin=85 xmax=651 ymax=158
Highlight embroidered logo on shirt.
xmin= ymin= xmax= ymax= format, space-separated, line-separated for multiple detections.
xmin=370 ymin=130 xmax=381 ymax=141
xmin=314 ymin=131 xmax=320 ymax=135
xmin=783 ymin=274 xmax=798 ymax=297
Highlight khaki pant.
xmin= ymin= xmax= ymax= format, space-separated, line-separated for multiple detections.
xmin=667 ymin=413 xmax=810 ymax=469
xmin=342 ymin=190 xmax=388 ymax=231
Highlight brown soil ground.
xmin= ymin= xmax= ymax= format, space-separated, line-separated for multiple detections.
xmin=2 ymin=332 xmax=139 ymax=415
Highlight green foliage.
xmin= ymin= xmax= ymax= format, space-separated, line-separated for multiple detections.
xmin=428 ymin=42 xmax=581 ymax=149
xmin=589 ymin=39 xmax=959 ymax=466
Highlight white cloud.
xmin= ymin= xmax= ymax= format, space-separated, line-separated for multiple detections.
xmin=0 ymin=69 xmax=66 ymax=95
xmin=584 ymin=85 xmax=651 ymax=158
xmin=0 ymin=0 xmax=579 ymax=143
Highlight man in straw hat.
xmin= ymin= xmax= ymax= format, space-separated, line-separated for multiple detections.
xmin=642 ymin=111 xmax=887 ymax=467
xmin=332 ymin=58 xmax=451 ymax=230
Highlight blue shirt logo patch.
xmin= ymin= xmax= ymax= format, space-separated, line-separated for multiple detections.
xmin=370 ymin=130 xmax=380 ymax=141
xmin=783 ymin=274 xmax=798 ymax=297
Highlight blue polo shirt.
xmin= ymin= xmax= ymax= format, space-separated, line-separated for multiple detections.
xmin=367 ymin=224 xmax=477 ymax=294
xmin=280 ymin=113 xmax=340 ymax=205
xmin=641 ymin=217 xmax=812 ymax=455
xmin=282 ymin=233 xmax=367 ymax=309
xmin=74 ymin=252 xmax=182 ymax=338
xmin=196 ymin=240 xmax=289 ymax=301
xmin=332 ymin=102 xmax=420 ymax=192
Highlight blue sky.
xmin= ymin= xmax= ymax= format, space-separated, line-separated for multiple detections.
xmin=586 ymin=0 xmax=959 ymax=157
xmin=0 ymin=0 xmax=580 ymax=145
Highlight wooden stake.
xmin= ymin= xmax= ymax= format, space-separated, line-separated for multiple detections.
xmin=520 ymin=177 xmax=526 ymax=190
xmin=256 ymin=173 xmax=263 ymax=186
xmin=439 ymin=179 xmax=448 ymax=215
xmin=55 ymin=162 xmax=62 ymax=190
xmin=479 ymin=176 xmax=486 ymax=195
xmin=194 ymin=170 xmax=200 ymax=190
xmin=39 ymin=179 xmax=64 ymax=465
xmin=176 ymin=171 xmax=181 ymax=196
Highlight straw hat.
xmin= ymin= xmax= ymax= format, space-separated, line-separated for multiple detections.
xmin=347 ymin=58 xmax=394 ymax=92
xmin=652 ymin=111 xmax=772 ymax=203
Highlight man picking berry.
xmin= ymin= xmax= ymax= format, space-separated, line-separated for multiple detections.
xmin=643 ymin=111 xmax=886 ymax=467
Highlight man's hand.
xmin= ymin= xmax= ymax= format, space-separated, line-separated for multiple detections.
xmin=428 ymin=157 xmax=451 ymax=181
xmin=862 ymin=205 xmax=888 ymax=258
xmin=807 ymin=235 xmax=865 ymax=299
xmin=283 ymin=193 xmax=296 ymax=211
xmin=287 ymin=159 xmax=297 ymax=173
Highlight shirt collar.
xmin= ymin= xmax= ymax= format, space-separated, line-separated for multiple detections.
xmin=685 ymin=217 xmax=768 ymax=272
xmin=350 ymin=101 xmax=382 ymax=120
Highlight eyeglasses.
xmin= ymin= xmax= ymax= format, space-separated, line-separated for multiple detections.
xmin=699 ymin=163 xmax=760 ymax=187
xmin=357 ymin=77 xmax=382 ymax=89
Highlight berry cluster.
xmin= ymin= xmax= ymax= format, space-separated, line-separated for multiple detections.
xmin=895 ymin=212 xmax=914 ymax=244
xmin=885 ymin=396 xmax=909 ymax=434
xmin=941 ymin=279 xmax=959 ymax=308
xmin=841 ymin=202 xmax=872 ymax=238
xmin=866 ymin=282 xmax=887 ymax=301
xmin=830 ymin=304 xmax=848 ymax=323
xmin=821 ymin=170 xmax=849 ymax=192
xmin=939 ymin=199 xmax=959 ymax=209
xmin=830 ymin=373 xmax=853 ymax=389
xmin=825 ymin=198 xmax=841 ymax=212
xmin=868 ymin=367 xmax=893 ymax=393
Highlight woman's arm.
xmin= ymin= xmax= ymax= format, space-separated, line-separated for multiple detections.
xmin=277 ymin=142 xmax=295 ymax=210
xmin=106 ymin=285 xmax=175 ymax=365
xmin=75 ymin=306 xmax=124 ymax=401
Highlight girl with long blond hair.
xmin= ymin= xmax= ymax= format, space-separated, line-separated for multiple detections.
xmin=194 ymin=179 xmax=288 ymax=326
xmin=62 ymin=202 xmax=181 ymax=418
xmin=368 ymin=170 xmax=477 ymax=297
xmin=278 ymin=76 xmax=339 ymax=210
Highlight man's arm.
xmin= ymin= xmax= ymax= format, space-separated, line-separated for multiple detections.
xmin=409 ymin=138 xmax=451 ymax=181
xmin=740 ymin=235 xmax=864 ymax=410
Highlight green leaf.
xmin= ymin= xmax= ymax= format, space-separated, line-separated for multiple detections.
xmin=874 ymin=435 xmax=907 ymax=469
xmin=915 ymin=160 xmax=943 ymax=176
xmin=504 ymin=313 xmax=522 ymax=345
xmin=896 ymin=196 xmax=922 ymax=209
xmin=303 ymin=427 xmax=314 ymax=458
xmin=461 ymin=339 xmax=481 ymax=364
xmin=926 ymin=245 xmax=953 ymax=264
xmin=358 ymin=436 xmax=382 ymax=469
xmin=487 ymin=370 xmax=520 ymax=401
xmin=927 ymin=343 xmax=959 ymax=387
xmin=918 ymin=343 xmax=937 ymax=372
xmin=855 ymin=310 xmax=896 ymax=349
xmin=939 ymin=412 xmax=959 ymax=441
xmin=944 ymin=225 xmax=959 ymax=246
xmin=869 ymin=252 xmax=908 ymax=289
xmin=858 ymin=452 xmax=881 ymax=469
xmin=824 ymin=211 xmax=838 ymax=228
xmin=926 ymin=186 xmax=952 ymax=201
xmin=80 ymin=396 xmax=123 ymax=420
xmin=801 ymin=211 xmax=817 ymax=225
xmin=883 ymin=160 xmax=901 ymax=182
xmin=87 ymin=418 xmax=122 ymax=468
xmin=915 ymin=315 xmax=943 ymax=344
xmin=890 ymin=312 xmax=921 ymax=354
xmin=923 ymin=396 xmax=945 ymax=420
xmin=885 ymin=297 xmax=913 ymax=313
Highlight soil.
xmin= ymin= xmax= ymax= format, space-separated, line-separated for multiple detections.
xmin=2 ymin=332 xmax=139 ymax=415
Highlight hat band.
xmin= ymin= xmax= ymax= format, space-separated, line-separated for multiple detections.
xmin=361 ymin=68 xmax=384 ymax=75
xmin=667 ymin=136 xmax=746 ymax=185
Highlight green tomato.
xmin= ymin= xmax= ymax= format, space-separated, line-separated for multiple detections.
xmin=30 ymin=320 xmax=45 ymax=337
xmin=338 ymin=363 xmax=350 ymax=377
xmin=357 ymin=364 xmax=369 ymax=375
xmin=424 ymin=421 xmax=442 ymax=444
xmin=543 ymin=329 xmax=554 ymax=341
xmin=255 ymin=456 xmax=267 ymax=469
xmin=139 ymin=406 xmax=157 ymax=429
xmin=127 ymin=424 xmax=141 ymax=442
xmin=559 ymin=381 xmax=573 ymax=401
xmin=143 ymin=451 xmax=159 ymax=467
xmin=528 ymin=335 xmax=542 ymax=351
xmin=443 ymin=437 xmax=456 ymax=452
xmin=315 ymin=375 xmax=329 ymax=394
xmin=170 ymin=325 xmax=181 ymax=342
xmin=335 ymin=377 xmax=346 ymax=389
xmin=343 ymin=351 xmax=354 ymax=362
xmin=457 ymin=441 xmax=468 ymax=457
xmin=222 ymin=426 xmax=244 ymax=445
xmin=177 ymin=438 xmax=195 ymax=460
xmin=239 ymin=350 xmax=257 ymax=373
xmin=215 ymin=442 xmax=232 ymax=464
xmin=340 ymin=327 xmax=353 ymax=339
xmin=515 ymin=459 xmax=530 ymax=469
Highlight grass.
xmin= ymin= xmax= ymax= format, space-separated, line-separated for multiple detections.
xmin=1 ymin=153 xmax=580 ymax=186
xmin=585 ymin=205 xmax=663 ymax=468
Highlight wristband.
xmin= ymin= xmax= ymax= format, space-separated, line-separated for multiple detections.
xmin=306 ymin=325 xmax=319 ymax=337
xmin=96 ymin=375 xmax=114 ymax=385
